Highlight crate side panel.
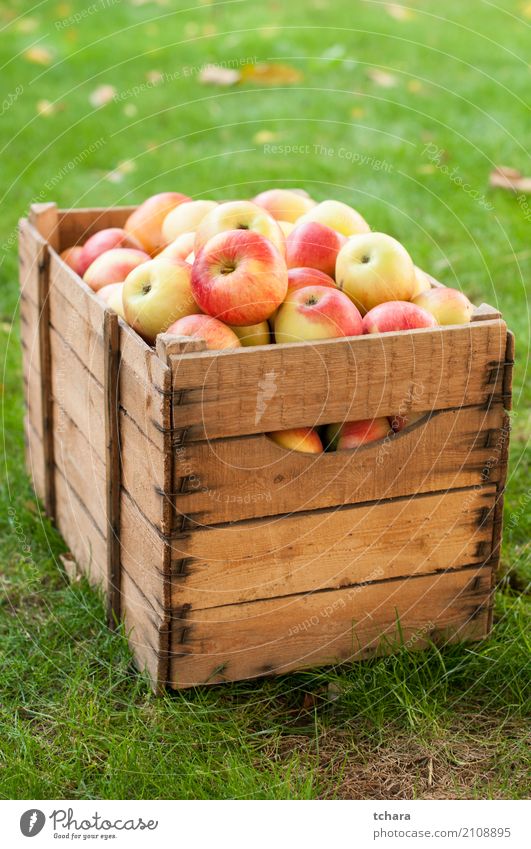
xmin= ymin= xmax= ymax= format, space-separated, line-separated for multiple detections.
xmin=58 ymin=206 xmax=137 ymax=250
xmin=173 ymin=404 xmax=507 ymax=526
xmin=170 ymin=565 xmax=491 ymax=687
xmin=171 ymin=485 xmax=496 ymax=610
xmin=54 ymin=469 xmax=107 ymax=587
xmin=171 ymin=321 xmax=507 ymax=441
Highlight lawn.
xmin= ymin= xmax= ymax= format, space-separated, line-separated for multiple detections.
xmin=0 ymin=0 xmax=529 ymax=800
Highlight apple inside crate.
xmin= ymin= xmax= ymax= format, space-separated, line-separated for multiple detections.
xmin=19 ymin=202 xmax=513 ymax=690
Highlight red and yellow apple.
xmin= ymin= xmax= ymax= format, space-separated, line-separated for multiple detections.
xmin=167 ymin=314 xmax=241 ymax=350
xmin=268 ymin=427 xmax=323 ymax=453
xmin=161 ymin=200 xmax=218 ymax=244
xmin=78 ymin=227 xmax=144 ymax=275
xmin=123 ymin=259 xmax=199 ymax=343
xmin=298 ymin=199 xmax=370 ymax=237
xmin=191 ymin=230 xmax=288 ymax=326
xmin=286 ymin=221 xmax=346 ymax=278
xmin=325 ymin=417 xmax=391 ymax=450
xmin=59 ymin=246 xmax=84 ymax=276
xmin=194 ymin=200 xmax=286 ymax=256
xmin=83 ymin=248 xmax=149 ymax=292
xmin=336 ymin=232 xmax=416 ymax=314
xmin=97 ymin=282 xmax=125 ymax=318
xmin=229 ymin=321 xmax=270 ymax=346
xmin=413 ymin=287 xmax=473 ymax=325
xmin=252 ymin=188 xmax=316 ymax=222
xmin=278 ymin=220 xmax=295 ymax=237
xmin=274 ymin=285 xmax=363 ymax=344
xmin=287 ymin=267 xmax=336 ymax=294
xmin=124 ymin=192 xmax=191 ymax=255
xmin=157 ymin=232 xmax=196 ymax=264
xmin=411 ymin=266 xmax=433 ymax=298
xmin=362 ymin=300 xmax=437 ymax=334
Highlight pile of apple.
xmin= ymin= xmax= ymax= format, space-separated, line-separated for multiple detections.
xmin=60 ymin=189 xmax=474 ymax=454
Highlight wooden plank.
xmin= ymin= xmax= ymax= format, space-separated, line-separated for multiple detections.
xmin=120 ymin=491 xmax=167 ymax=619
xmin=172 ymin=404 xmax=507 ymax=525
xmin=170 ymin=565 xmax=491 ymax=687
xmin=171 ymin=486 xmax=496 ymax=611
xmin=169 ymin=320 xmax=508 ymax=441
xmin=28 ymin=205 xmax=58 ymax=518
xmin=121 ymin=569 xmax=169 ymax=690
xmin=49 ymin=324 xmax=106 ymax=460
xmin=54 ymin=469 xmax=107 ymax=588
xmin=58 ymin=205 xmax=137 ymax=250
xmin=24 ymin=417 xmax=45 ymax=501
xmin=472 ymin=303 xmax=502 ymax=322
xmin=120 ymin=410 xmax=167 ymax=532
xmin=104 ymin=310 xmax=121 ymax=626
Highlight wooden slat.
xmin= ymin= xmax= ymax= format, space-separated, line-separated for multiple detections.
xmin=170 ymin=565 xmax=491 ymax=687
xmin=172 ymin=404 xmax=507 ymax=526
xmin=169 ymin=320 xmax=508 ymax=441
xmin=104 ymin=310 xmax=121 ymax=626
xmin=121 ymin=569 xmax=169 ymax=688
xmin=57 ymin=205 xmax=137 ymax=250
xmin=171 ymin=486 xmax=496 ymax=610
xmin=120 ymin=491 xmax=167 ymax=619
xmin=54 ymin=469 xmax=107 ymax=587
xmin=24 ymin=417 xmax=45 ymax=501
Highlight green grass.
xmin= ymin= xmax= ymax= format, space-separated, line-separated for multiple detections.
xmin=0 ymin=0 xmax=529 ymax=799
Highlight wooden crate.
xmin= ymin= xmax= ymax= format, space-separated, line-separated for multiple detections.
xmin=19 ymin=202 xmax=514 ymax=690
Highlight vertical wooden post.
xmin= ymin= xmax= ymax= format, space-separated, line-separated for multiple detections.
xmin=28 ymin=203 xmax=59 ymax=520
xmin=104 ymin=310 xmax=122 ymax=627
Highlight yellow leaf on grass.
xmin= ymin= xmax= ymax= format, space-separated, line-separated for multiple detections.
xmin=417 ymin=164 xmax=437 ymax=175
xmin=521 ymin=2 xmax=531 ymax=19
xmin=351 ymin=106 xmax=365 ymax=118
xmin=240 ymin=62 xmax=303 ymax=85
xmin=17 ymin=17 xmax=40 ymax=33
xmin=24 ymin=46 xmax=53 ymax=66
xmin=489 ymin=165 xmax=531 ymax=193
xmin=89 ymin=85 xmax=117 ymax=107
xmin=253 ymin=130 xmax=278 ymax=143
xmin=37 ymin=99 xmax=59 ymax=116
xmin=199 ymin=65 xmax=241 ymax=86
xmin=367 ymin=68 xmax=398 ymax=87
xmin=385 ymin=4 xmax=414 ymax=21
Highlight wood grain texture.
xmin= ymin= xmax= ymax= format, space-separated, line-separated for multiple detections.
xmin=54 ymin=468 xmax=107 ymax=587
xmin=104 ymin=310 xmax=121 ymax=626
xmin=171 ymin=485 xmax=496 ymax=610
xmin=171 ymin=404 xmax=507 ymax=526
xmin=57 ymin=205 xmax=137 ymax=250
xmin=121 ymin=568 xmax=169 ymax=689
xmin=169 ymin=320 xmax=507 ymax=441
xmin=170 ymin=564 xmax=491 ymax=687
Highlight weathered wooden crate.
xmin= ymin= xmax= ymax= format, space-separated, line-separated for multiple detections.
xmin=19 ymin=202 xmax=514 ymax=690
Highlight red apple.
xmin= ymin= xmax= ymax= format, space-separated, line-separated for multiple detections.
xmin=229 ymin=321 xmax=270 ymax=346
xmin=336 ymin=232 xmax=416 ymax=314
xmin=78 ymin=227 xmax=144 ymax=276
xmin=362 ymin=301 xmax=438 ymax=334
xmin=194 ymin=200 xmax=285 ymax=256
xmin=325 ymin=417 xmax=391 ymax=450
xmin=287 ymin=267 xmax=336 ymax=294
xmin=268 ymin=427 xmax=323 ymax=453
xmin=274 ymin=285 xmax=363 ymax=344
xmin=297 ymin=199 xmax=370 ymax=237
xmin=124 ymin=192 xmax=191 ymax=255
xmin=123 ymin=259 xmax=199 ymax=343
xmin=83 ymin=248 xmax=150 ymax=292
xmin=252 ymin=188 xmax=316 ymax=222
xmin=167 ymin=314 xmax=241 ymax=351
xmin=59 ymin=246 xmax=84 ymax=275
xmin=191 ymin=230 xmax=288 ymax=326
xmin=162 ymin=200 xmax=218 ymax=244
xmin=413 ymin=287 xmax=474 ymax=325
xmin=286 ymin=221 xmax=346 ymax=278
xmin=157 ymin=232 xmax=196 ymax=264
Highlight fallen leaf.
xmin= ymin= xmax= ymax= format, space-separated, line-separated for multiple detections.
xmin=17 ymin=17 xmax=40 ymax=33
xmin=146 ymin=70 xmax=163 ymax=84
xmin=89 ymin=84 xmax=117 ymax=107
xmin=37 ymin=99 xmax=59 ymax=116
xmin=367 ymin=68 xmax=398 ymax=87
xmin=253 ymin=130 xmax=278 ymax=143
xmin=521 ymin=2 xmax=531 ymax=19
xmin=240 ymin=62 xmax=303 ymax=85
xmin=489 ymin=166 xmax=531 ymax=193
xmin=417 ymin=164 xmax=437 ymax=175
xmin=351 ymin=106 xmax=365 ymax=119
xmin=385 ymin=3 xmax=414 ymax=20
xmin=198 ymin=64 xmax=241 ymax=86
xmin=407 ymin=79 xmax=423 ymax=93
xmin=24 ymin=46 xmax=53 ymax=66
